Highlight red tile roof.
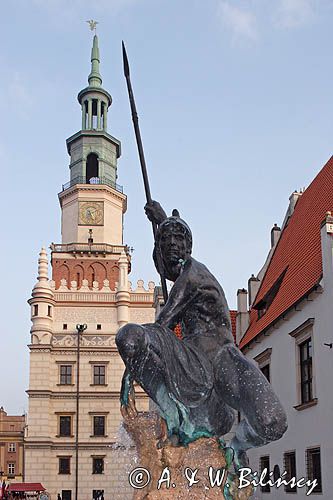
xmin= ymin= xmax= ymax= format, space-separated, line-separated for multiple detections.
xmin=240 ymin=156 xmax=333 ymax=349
xmin=230 ymin=309 xmax=237 ymax=342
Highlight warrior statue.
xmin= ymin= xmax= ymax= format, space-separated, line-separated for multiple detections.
xmin=116 ymin=201 xmax=287 ymax=468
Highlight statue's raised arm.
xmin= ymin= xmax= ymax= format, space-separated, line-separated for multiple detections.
xmin=144 ymin=200 xmax=167 ymax=226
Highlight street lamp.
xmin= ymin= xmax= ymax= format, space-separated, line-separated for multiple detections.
xmin=75 ymin=323 xmax=87 ymax=500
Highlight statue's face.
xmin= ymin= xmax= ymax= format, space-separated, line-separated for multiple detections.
xmin=159 ymin=224 xmax=189 ymax=267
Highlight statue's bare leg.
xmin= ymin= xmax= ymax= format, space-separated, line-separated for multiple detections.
xmin=213 ymin=343 xmax=287 ymax=468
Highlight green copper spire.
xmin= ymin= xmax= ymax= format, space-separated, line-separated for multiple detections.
xmin=88 ymin=35 xmax=102 ymax=87
xmin=77 ymin=32 xmax=112 ymax=133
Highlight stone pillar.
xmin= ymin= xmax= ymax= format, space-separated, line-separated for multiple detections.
xmin=97 ymin=99 xmax=101 ymax=129
xmin=116 ymin=251 xmax=130 ymax=327
xmin=103 ymin=102 xmax=107 ymax=131
xmin=88 ymin=99 xmax=92 ymax=129
xmin=81 ymin=101 xmax=86 ymax=130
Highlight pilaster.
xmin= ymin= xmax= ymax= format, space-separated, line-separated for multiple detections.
xmin=116 ymin=251 xmax=130 ymax=327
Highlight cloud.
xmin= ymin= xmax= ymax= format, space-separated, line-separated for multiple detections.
xmin=218 ymin=1 xmax=258 ymax=42
xmin=275 ymin=0 xmax=315 ymax=28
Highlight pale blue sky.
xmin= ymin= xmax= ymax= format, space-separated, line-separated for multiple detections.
xmin=1 ymin=0 xmax=333 ymax=413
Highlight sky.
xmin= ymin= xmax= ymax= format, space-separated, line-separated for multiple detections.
xmin=1 ymin=0 xmax=333 ymax=414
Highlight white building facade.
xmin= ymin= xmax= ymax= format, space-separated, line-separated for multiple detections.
xmin=237 ymin=158 xmax=333 ymax=500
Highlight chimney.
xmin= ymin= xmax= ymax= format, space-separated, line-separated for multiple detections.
xmin=236 ymin=288 xmax=249 ymax=345
xmin=248 ymin=274 xmax=261 ymax=307
xmin=289 ymin=190 xmax=302 ymax=216
xmin=321 ymin=212 xmax=333 ymax=289
xmin=271 ymin=223 xmax=281 ymax=248
xmin=281 ymin=190 xmax=303 ymax=230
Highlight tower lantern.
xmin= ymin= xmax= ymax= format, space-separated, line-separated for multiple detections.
xmin=64 ymin=33 xmax=121 ymax=192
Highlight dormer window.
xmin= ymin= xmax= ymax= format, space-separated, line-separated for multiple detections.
xmin=254 ymin=268 xmax=287 ymax=319
xmin=257 ymin=305 xmax=267 ymax=319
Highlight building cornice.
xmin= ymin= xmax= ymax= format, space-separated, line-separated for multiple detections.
xmin=26 ymin=391 xmax=147 ymax=400
xmin=25 ymin=442 xmax=134 ymax=451
xmin=288 ymin=318 xmax=315 ymax=338
xmin=58 ymin=183 xmax=126 ymax=205
xmin=28 ymin=297 xmax=56 ymax=306
xmin=66 ymin=129 xmax=120 ymax=157
xmin=253 ymin=348 xmax=272 ymax=365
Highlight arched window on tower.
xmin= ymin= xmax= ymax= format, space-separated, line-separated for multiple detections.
xmin=92 ymin=99 xmax=98 ymax=129
xmin=86 ymin=153 xmax=99 ymax=183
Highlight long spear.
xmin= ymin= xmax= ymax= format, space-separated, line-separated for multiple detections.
xmin=122 ymin=41 xmax=169 ymax=303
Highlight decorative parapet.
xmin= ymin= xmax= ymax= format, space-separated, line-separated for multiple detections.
xmin=130 ymin=294 xmax=154 ymax=303
xmin=50 ymin=242 xmax=127 ymax=255
xmin=54 ymin=291 xmax=117 ymax=302
xmin=53 ymin=291 xmax=154 ymax=303
xmin=52 ymin=334 xmax=116 ymax=347
xmin=52 ymin=279 xmax=155 ymax=303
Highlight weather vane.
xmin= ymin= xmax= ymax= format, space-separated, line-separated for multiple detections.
xmin=86 ymin=19 xmax=98 ymax=33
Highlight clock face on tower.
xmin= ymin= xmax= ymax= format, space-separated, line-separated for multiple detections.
xmin=79 ymin=201 xmax=104 ymax=225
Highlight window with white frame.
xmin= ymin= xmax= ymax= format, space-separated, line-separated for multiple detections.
xmin=8 ymin=443 xmax=16 ymax=453
xmin=8 ymin=463 xmax=15 ymax=475
xmin=289 ymin=318 xmax=317 ymax=409
xmin=299 ymin=338 xmax=313 ymax=403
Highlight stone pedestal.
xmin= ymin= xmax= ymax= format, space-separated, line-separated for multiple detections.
xmin=123 ymin=411 xmax=253 ymax=500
